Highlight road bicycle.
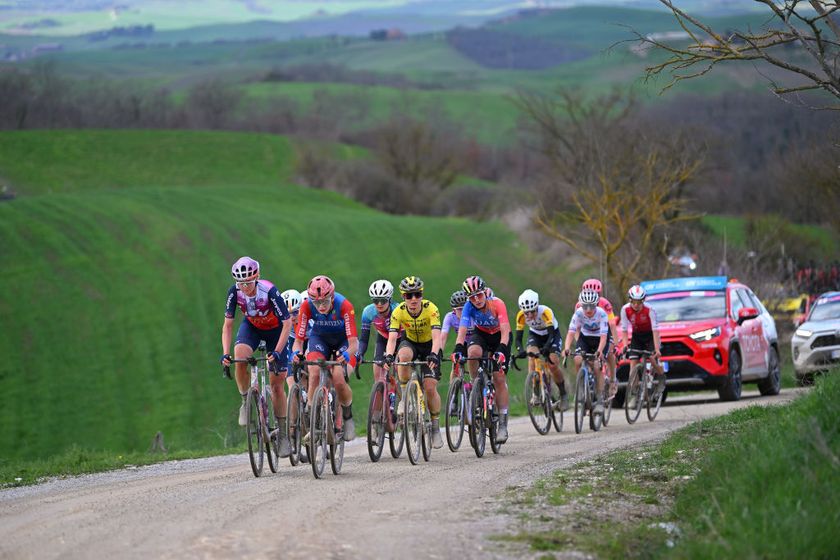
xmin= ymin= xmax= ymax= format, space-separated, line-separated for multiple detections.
xmin=565 ymin=350 xmax=604 ymax=434
xmin=286 ymin=362 xmax=309 ymax=466
xmin=365 ymin=359 xmax=405 ymax=462
xmin=444 ymin=360 xmax=470 ymax=451
xmin=224 ymin=341 xmax=279 ymax=477
xmin=513 ymin=351 xmax=563 ymax=435
xmin=624 ymin=348 xmax=666 ymax=424
xmin=396 ymin=360 xmax=434 ymax=465
xmin=462 ymin=355 xmax=503 ymax=458
xmin=301 ymin=357 xmax=357 ymax=479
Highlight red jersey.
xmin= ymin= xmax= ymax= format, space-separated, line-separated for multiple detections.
xmin=619 ymin=303 xmax=659 ymax=334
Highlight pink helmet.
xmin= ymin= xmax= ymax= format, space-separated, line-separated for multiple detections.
xmin=582 ymin=278 xmax=602 ymax=294
xmin=231 ymin=256 xmax=260 ymax=281
xmin=307 ymin=275 xmax=335 ymax=300
xmin=462 ymin=275 xmax=486 ymax=296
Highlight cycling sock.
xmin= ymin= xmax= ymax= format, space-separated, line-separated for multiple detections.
xmin=501 ymin=408 xmax=508 ymax=415
xmin=342 ymin=404 xmax=353 ymax=419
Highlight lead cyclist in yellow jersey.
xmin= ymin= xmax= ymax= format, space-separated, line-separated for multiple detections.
xmin=383 ymin=276 xmax=444 ymax=448
xmin=515 ymin=289 xmax=569 ymax=411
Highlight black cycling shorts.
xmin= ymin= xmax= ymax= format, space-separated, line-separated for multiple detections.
xmin=397 ymin=338 xmax=439 ymax=380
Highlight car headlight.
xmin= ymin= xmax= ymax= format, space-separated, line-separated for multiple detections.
xmin=690 ymin=326 xmax=721 ymax=341
xmin=794 ymin=328 xmax=812 ymax=338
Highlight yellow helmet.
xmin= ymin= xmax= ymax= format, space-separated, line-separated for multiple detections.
xmin=399 ymin=275 xmax=424 ymax=295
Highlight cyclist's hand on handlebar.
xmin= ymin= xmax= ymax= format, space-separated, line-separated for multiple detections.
xmin=515 ymin=350 xmax=527 ymax=360
xmin=354 ymin=352 xmax=362 ymax=365
xmin=268 ymin=350 xmax=283 ymax=362
xmin=383 ymin=353 xmax=394 ymax=369
xmin=451 ymin=352 xmax=463 ymax=364
xmin=493 ymin=351 xmax=506 ymax=366
xmin=562 ymin=348 xmax=571 ymax=358
xmin=653 ymin=349 xmax=661 ymax=360
xmin=540 ymin=345 xmax=553 ymax=359
xmin=293 ymin=351 xmax=304 ymax=364
xmin=595 ymin=350 xmax=603 ymax=362
xmin=426 ymin=353 xmax=440 ymax=369
xmin=221 ymin=354 xmax=232 ymax=366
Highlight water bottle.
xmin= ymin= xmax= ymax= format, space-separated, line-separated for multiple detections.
xmin=301 ymin=388 xmax=308 ymax=404
xmin=328 ymin=391 xmax=335 ymax=415
xmin=388 ymin=392 xmax=396 ymax=413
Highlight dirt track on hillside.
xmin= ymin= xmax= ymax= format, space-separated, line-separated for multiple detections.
xmin=0 ymin=389 xmax=802 ymax=560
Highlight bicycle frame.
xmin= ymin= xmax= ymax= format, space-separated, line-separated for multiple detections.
xmin=300 ymin=358 xmax=346 ymax=478
xmin=395 ymin=360 xmax=432 ymax=465
xmin=461 ymin=355 xmax=502 ymax=457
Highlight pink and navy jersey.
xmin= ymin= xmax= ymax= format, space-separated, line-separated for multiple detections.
xmin=460 ymin=297 xmax=509 ymax=335
xmin=568 ymin=307 xmax=610 ymax=337
xmin=620 ymin=303 xmax=659 ymax=334
xmin=296 ymin=292 xmax=357 ymax=340
xmin=361 ymin=301 xmax=398 ymax=339
xmin=225 ymin=279 xmax=290 ymax=331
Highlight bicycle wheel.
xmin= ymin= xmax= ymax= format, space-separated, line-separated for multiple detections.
xmin=309 ymin=388 xmax=327 ymax=479
xmin=404 ymin=380 xmax=422 ymax=465
xmin=525 ymin=371 xmax=551 ymax=435
xmin=264 ymin=388 xmax=279 ymax=473
xmin=489 ymin=404 xmax=501 ymax=455
xmin=589 ymin=377 xmax=602 ymax=432
xmin=469 ymin=376 xmax=486 ymax=458
xmin=329 ymin=390 xmax=344 ymax=475
xmin=445 ymin=377 xmax=466 ymax=452
xmin=602 ymin=378 xmax=613 ymax=428
xmin=625 ymin=365 xmax=644 ymax=424
xmin=245 ymin=388 xmax=264 ymax=477
xmin=389 ymin=384 xmax=405 ymax=459
xmin=549 ymin=377 xmax=564 ymax=433
xmin=287 ymin=383 xmax=302 ymax=466
xmin=367 ymin=382 xmax=386 ymax=462
xmin=421 ymin=410 xmax=432 ymax=462
xmin=573 ymin=369 xmax=586 ymax=434
xmin=647 ymin=375 xmax=664 ymax=422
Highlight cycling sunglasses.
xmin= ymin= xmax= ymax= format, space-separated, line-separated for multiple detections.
xmin=311 ymin=297 xmax=332 ymax=307
xmin=372 ymin=297 xmax=390 ymax=305
xmin=581 ymin=303 xmax=596 ymax=311
xmin=403 ymin=292 xmax=423 ymax=300
xmin=236 ymin=280 xmax=256 ymax=289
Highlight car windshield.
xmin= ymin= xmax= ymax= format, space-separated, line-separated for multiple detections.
xmin=647 ymin=292 xmax=726 ymax=322
xmin=810 ymin=301 xmax=840 ymax=322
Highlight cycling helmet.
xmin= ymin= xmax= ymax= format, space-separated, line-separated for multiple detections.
xmin=578 ymin=289 xmax=600 ymax=306
xmin=399 ymin=275 xmax=424 ymax=294
xmin=369 ymin=279 xmax=394 ymax=299
xmin=449 ymin=290 xmax=467 ymax=308
xmin=462 ymin=275 xmax=486 ymax=296
xmin=231 ymin=256 xmax=260 ymax=281
xmin=485 ymin=287 xmax=494 ymax=298
xmin=307 ymin=275 xmax=335 ymax=300
xmin=518 ymin=289 xmax=539 ymax=312
xmin=628 ymin=285 xmax=647 ymax=301
xmin=581 ymin=278 xmax=603 ymax=294
xmin=281 ymin=289 xmax=302 ymax=313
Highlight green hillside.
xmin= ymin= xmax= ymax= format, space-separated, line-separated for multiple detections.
xmin=0 ymin=129 xmax=540 ymax=464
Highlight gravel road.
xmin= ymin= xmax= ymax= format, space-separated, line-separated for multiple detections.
xmin=0 ymin=389 xmax=801 ymax=560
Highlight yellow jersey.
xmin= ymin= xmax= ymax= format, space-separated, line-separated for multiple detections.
xmin=515 ymin=305 xmax=558 ymax=336
xmin=389 ymin=300 xmax=441 ymax=343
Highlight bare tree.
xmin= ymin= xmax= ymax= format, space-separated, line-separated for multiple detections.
xmin=186 ymin=79 xmax=242 ymax=129
xmin=515 ymin=88 xmax=706 ymax=292
xmin=636 ymin=0 xmax=840 ymax=110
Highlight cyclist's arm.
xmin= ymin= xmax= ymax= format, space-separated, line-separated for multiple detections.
xmin=494 ymin=299 xmax=512 ymax=347
xmin=429 ymin=303 xmax=443 ymax=355
xmin=292 ymin=302 xmax=311 ymax=355
xmin=514 ymin=309 xmax=525 ymax=351
xmin=222 ymin=316 xmax=234 ymax=354
xmin=275 ymin=317 xmax=293 ymax=355
xmin=618 ymin=305 xmax=630 ymax=349
xmin=358 ymin=322 xmax=372 ymax=360
xmin=385 ymin=329 xmax=399 ymax=357
xmin=346 ymin=335 xmax=359 ymax=360
xmin=650 ymin=306 xmax=661 ymax=356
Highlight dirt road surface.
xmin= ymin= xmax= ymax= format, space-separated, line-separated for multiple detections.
xmin=0 ymin=389 xmax=801 ymax=559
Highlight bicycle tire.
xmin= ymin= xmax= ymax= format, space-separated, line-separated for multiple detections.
xmin=421 ymin=410 xmax=432 ymax=462
xmin=549 ymin=377 xmax=564 ymax=432
xmin=589 ymin=374 xmax=602 ymax=432
xmin=329 ymin=390 xmax=344 ymax=475
xmin=445 ymin=377 xmax=466 ymax=451
xmin=525 ymin=370 xmax=551 ymax=435
xmin=647 ymin=376 xmax=664 ymax=422
xmin=309 ymin=388 xmax=327 ymax=479
xmin=625 ymin=365 xmax=644 ymax=424
xmin=469 ymin=376 xmax=486 ymax=458
xmin=602 ymin=378 xmax=613 ymax=428
xmin=404 ymin=380 xmax=422 ymax=465
xmin=367 ymin=382 xmax=386 ymax=462
xmin=389 ymin=384 xmax=405 ymax=459
xmin=245 ymin=387 xmax=264 ymax=477
xmin=287 ymin=383 xmax=302 ymax=466
xmin=573 ymin=369 xmax=586 ymax=434
xmin=264 ymin=387 xmax=279 ymax=473
xmin=489 ymin=406 xmax=501 ymax=455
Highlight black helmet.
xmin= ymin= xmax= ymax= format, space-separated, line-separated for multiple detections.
xmin=449 ymin=290 xmax=467 ymax=308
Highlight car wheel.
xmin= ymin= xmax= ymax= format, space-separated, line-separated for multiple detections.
xmin=757 ymin=346 xmax=781 ymax=396
xmin=718 ymin=348 xmax=742 ymax=402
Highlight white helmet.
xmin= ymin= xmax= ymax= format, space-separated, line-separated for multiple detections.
xmin=579 ymin=289 xmax=600 ymax=306
xmin=628 ymin=285 xmax=647 ymax=301
xmin=281 ymin=289 xmax=302 ymax=313
xmin=518 ymin=289 xmax=539 ymax=312
xmin=369 ymin=279 xmax=394 ymax=299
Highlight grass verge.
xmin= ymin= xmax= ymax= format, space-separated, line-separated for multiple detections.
xmin=497 ymin=370 xmax=839 ymax=559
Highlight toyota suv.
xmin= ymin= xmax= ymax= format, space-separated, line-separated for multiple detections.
xmin=791 ymin=291 xmax=840 ymax=385
xmin=617 ymin=276 xmax=781 ymax=402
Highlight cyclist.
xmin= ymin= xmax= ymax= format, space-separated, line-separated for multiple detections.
xmin=292 ymin=275 xmax=359 ymax=441
xmin=576 ymin=278 xmax=619 ymax=398
xmin=357 ymin=279 xmax=398 ymax=383
xmin=618 ymin=285 xmax=665 ymax=399
xmin=220 ymin=257 xmax=293 ymax=456
xmin=452 ymin=275 xmax=512 ymax=443
xmin=383 ymin=276 xmax=444 ymax=449
xmin=515 ymin=289 xmax=568 ymax=411
xmin=563 ymin=289 xmax=610 ymax=416
xmin=440 ymin=290 xmax=472 ymax=415
xmin=282 ymin=288 xmax=304 ymax=394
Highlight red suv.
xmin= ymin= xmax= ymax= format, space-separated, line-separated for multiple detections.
xmin=617 ymin=276 xmax=781 ymax=402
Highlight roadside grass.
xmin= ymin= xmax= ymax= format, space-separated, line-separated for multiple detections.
xmin=497 ymin=370 xmax=839 ymax=559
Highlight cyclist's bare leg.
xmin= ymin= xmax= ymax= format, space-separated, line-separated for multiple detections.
xmin=448 ymin=364 xmax=461 ymax=384
xmin=331 ymin=365 xmax=352 ymax=407
xmin=269 ymin=372 xmax=288 ymax=418
xmin=467 ymin=344 xmax=482 ymax=378
xmin=595 ymin=360 xmax=604 ymax=394
xmin=422 ymin=378 xmax=441 ymax=416
xmin=547 ymin=352 xmax=565 ymax=388
xmin=493 ymin=369 xmax=509 ymax=409
xmin=526 ymin=344 xmax=540 ymax=375
xmin=573 ymin=354 xmax=583 ymax=374
xmin=373 ymin=364 xmax=385 ymax=384
xmin=306 ymin=363 xmax=321 ymax=404
xmin=396 ymin=347 xmax=413 ymax=385
xmin=233 ymin=343 xmax=254 ymax=394
xmin=607 ymin=352 xmax=617 ymax=385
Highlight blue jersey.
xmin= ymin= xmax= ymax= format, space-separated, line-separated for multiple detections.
xmin=359 ymin=301 xmax=398 ymax=359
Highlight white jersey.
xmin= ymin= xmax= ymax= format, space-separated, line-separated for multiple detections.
xmin=568 ymin=307 xmax=609 ymax=337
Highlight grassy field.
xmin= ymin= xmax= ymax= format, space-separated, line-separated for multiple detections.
xmin=702 ymin=214 xmax=839 ymax=260
xmin=0 ymin=129 xmax=554 ymax=481
xmin=501 ymin=370 xmax=839 ymax=558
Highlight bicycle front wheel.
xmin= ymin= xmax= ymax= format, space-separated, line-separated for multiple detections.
xmin=625 ymin=365 xmax=644 ymax=424
xmin=287 ymin=383 xmax=302 ymax=466
xmin=602 ymin=379 xmax=613 ymax=428
xmin=549 ymin=378 xmax=564 ymax=432
xmin=245 ymin=388 xmax=264 ymax=477
xmin=573 ymin=370 xmax=586 ymax=434
xmin=589 ymin=380 xmax=602 ymax=432
xmin=469 ymin=376 xmax=486 ymax=458
xmin=404 ymin=380 xmax=422 ymax=465
xmin=309 ymin=388 xmax=328 ymax=479
xmin=525 ymin=370 xmax=551 ymax=435
xmin=264 ymin=388 xmax=279 ymax=473
xmin=647 ymin=376 xmax=664 ymax=422
xmin=445 ymin=377 xmax=466 ymax=451
xmin=329 ymin=390 xmax=344 ymax=475
xmin=367 ymin=382 xmax=386 ymax=463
